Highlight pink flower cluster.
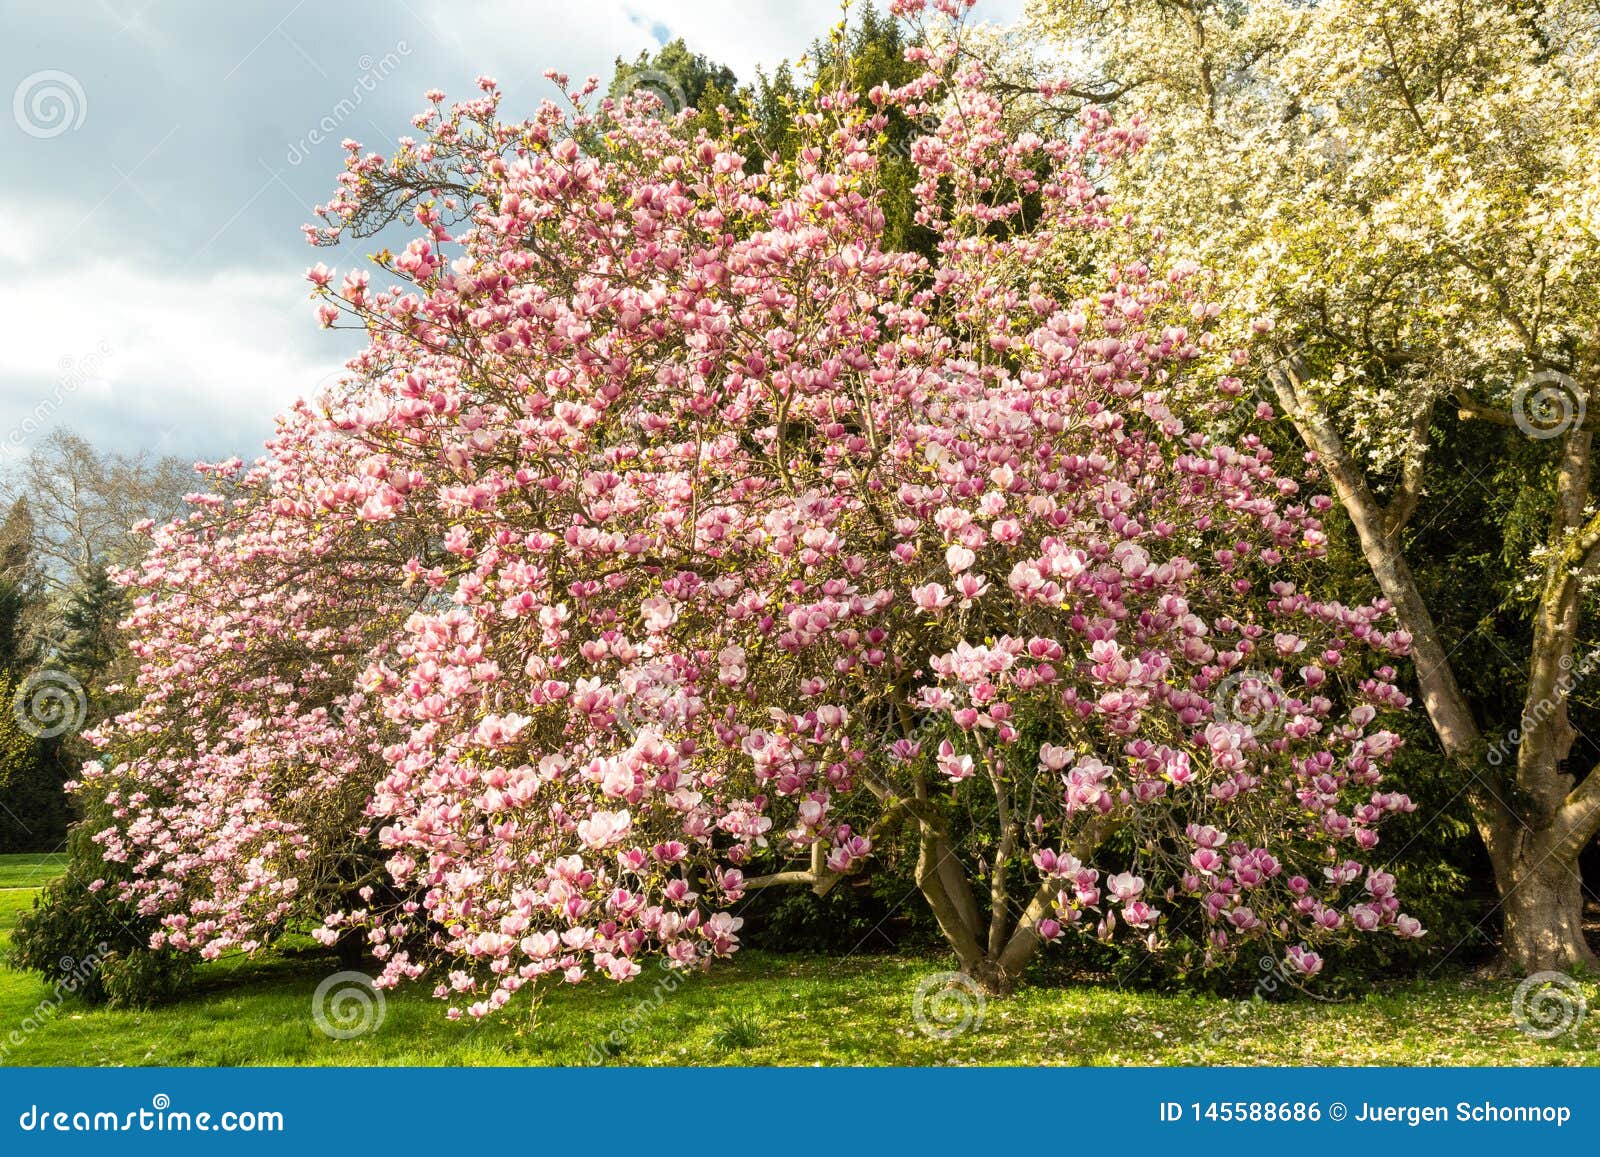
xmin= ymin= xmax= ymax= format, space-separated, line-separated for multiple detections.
xmin=81 ymin=0 xmax=1422 ymax=1016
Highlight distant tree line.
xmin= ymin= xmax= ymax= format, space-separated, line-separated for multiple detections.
xmin=0 ymin=430 xmax=189 ymax=852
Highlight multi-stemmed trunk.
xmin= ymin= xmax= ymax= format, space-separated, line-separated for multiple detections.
xmin=745 ymin=793 xmax=1067 ymax=995
xmin=1270 ymin=360 xmax=1600 ymax=974
xmin=751 ymin=354 xmax=1600 ymax=979
xmin=912 ymin=816 xmax=1038 ymax=995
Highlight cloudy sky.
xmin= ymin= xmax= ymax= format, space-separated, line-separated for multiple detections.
xmin=2 ymin=0 xmax=1024 ymax=468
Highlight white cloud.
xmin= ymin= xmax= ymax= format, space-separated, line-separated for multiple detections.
xmin=0 ymin=253 xmax=347 ymax=464
xmin=616 ymin=0 xmax=855 ymax=77
xmin=415 ymin=0 xmax=1026 ymax=88
xmin=410 ymin=0 xmax=662 ymax=87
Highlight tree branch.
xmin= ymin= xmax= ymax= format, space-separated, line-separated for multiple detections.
xmin=1454 ymin=385 xmax=1600 ymax=432
xmin=741 ymin=799 xmax=913 ymax=896
xmin=1383 ymin=394 xmax=1435 ymax=537
xmin=995 ymin=815 xmax=1120 ymax=976
xmin=1264 ymin=352 xmax=1509 ymax=845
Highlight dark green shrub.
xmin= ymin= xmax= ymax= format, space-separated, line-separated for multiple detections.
xmin=98 ymin=948 xmax=192 ymax=1010
xmin=0 ymin=673 xmax=70 ymax=854
xmin=9 ymin=775 xmax=191 ymax=1007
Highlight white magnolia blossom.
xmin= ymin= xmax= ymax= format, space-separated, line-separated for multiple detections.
xmin=1023 ymin=0 xmax=1598 ymax=472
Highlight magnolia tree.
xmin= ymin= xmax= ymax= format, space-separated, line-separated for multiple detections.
xmin=81 ymin=0 xmax=1422 ymax=1013
xmin=1030 ymin=0 xmax=1600 ymax=972
xmin=79 ymin=418 xmax=427 ymax=959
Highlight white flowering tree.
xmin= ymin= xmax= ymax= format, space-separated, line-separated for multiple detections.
xmin=1026 ymin=0 xmax=1600 ymax=971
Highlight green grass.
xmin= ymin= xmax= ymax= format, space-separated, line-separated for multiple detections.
xmin=0 ymin=853 xmax=65 ymax=891
xmin=707 ymin=1012 xmax=764 ymax=1051
xmin=0 ymin=853 xmax=1594 ymax=1067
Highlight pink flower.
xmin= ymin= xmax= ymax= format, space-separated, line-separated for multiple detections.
xmin=1108 ymin=872 xmax=1145 ymax=902
xmin=576 ymin=809 xmax=631 ymax=849
xmin=1226 ymin=907 xmax=1261 ymax=931
xmin=1032 ymin=848 xmax=1080 ymax=876
xmin=954 ymin=572 xmax=990 ymax=606
xmin=639 ymin=596 xmax=676 ymax=632
xmin=888 ymin=738 xmax=923 ymax=763
xmin=1122 ymin=901 xmax=1160 ymax=928
xmin=936 ymin=740 xmax=975 ymax=781
xmin=1284 ymin=945 xmax=1323 ymax=976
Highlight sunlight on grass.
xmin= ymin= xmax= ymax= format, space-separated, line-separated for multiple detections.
xmin=0 ymin=854 xmax=65 ymax=891
xmin=0 ymin=855 xmax=1594 ymax=1067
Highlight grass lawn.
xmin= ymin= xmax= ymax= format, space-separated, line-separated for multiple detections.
xmin=0 ymin=854 xmax=1594 ymax=1066
xmin=0 ymin=853 xmax=66 ymax=891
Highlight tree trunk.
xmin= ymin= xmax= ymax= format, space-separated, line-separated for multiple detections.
xmin=911 ymin=817 xmax=1034 ymax=995
xmin=334 ymin=928 xmax=368 ymax=972
xmin=1498 ymin=425 xmax=1600 ymax=973
xmin=964 ymin=958 xmax=1018 ymax=996
xmin=1268 ymin=360 xmax=1599 ymax=974
xmin=1495 ymin=841 xmax=1597 ymax=974
xmin=912 ymin=819 xmax=987 ymax=975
